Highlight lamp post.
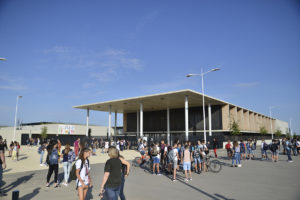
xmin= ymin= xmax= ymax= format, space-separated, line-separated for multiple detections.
xmin=186 ymin=68 xmax=220 ymax=142
xmin=0 ymin=58 xmax=6 ymax=61
xmin=269 ymin=106 xmax=277 ymax=140
xmin=13 ymin=96 xmax=22 ymax=141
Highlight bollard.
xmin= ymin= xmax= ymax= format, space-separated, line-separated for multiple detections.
xmin=12 ymin=190 xmax=19 ymax=200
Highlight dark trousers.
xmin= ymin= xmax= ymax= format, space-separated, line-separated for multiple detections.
xmin=47 ymin=164 xmax=58 ymax=183
xmin=119 ymin=175 xmax=126 ymax=200
xmin=287 ymin=149 xmax=292 ymax=161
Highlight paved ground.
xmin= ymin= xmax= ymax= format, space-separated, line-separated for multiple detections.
xmin=1 ymin=150 xmax=300 ymax=200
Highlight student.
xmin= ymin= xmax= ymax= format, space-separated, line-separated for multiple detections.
xmin=39 ymin=142 xmax=47 ymax=166
xmin=74 ymin=138 xmax=80 ymax=157
xmin=151 ymin=142 xmax=161 ymax=175
xmin=232 ymin=141 xmax=241 ymax=167
xmin=182 ymin=145 xmax=192 ymax=181
xmin=99 ymin=147 xmax=130 ymax=200
xmin=105 ymin=140 xmax=109 ymax=153
xmin=201 ymin=140 xmax=209 ymax=171
xmin=160 ymin=140 xmax=167 ymax=171
xmin=296 ymin=138 xmax=300 ymax=154
xmin=119 ymin=155 xmax=130 ymax=200
xmin=193 ymin=140 xmax=202 ymax=174
xmin=285 ymin=139 xmax=293 ymax=162
xmin=46 ymin=140 xmax=60 ymax=188
xmin=61 ymin=144 xmax=76 ymax=186
xmin=225 ymin=140 xmax=232 ymax=159
xmin=212 ymin=138 xmax=218 ymax=158
xmin=11 ymin=142 xmax=17 ymax=161
xmin=76 ymin=148 xmax=92 ymax=200
xmin=240 ymin=140 xmax=246 ymax=161
xmin=261 ymin=139 xmax=268 ymax=160
xmin=9 ymin=141 xmax=13 ymax=157
xmin=246 ymin=140 xmax=254 ymax=160
xmin=0 ymin=136 xmax=7 ymax=197
xmin=168 ymin=143 xmax=179 ymax=181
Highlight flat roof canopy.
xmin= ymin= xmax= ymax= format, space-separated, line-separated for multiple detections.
xmin=73 ymin=89 xmax=271 ymax=118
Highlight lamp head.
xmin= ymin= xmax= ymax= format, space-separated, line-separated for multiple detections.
xmin=212 ymin=68 xmax=220 ymax=72
xmin=186 ymin=74 xmax=193 ymax=77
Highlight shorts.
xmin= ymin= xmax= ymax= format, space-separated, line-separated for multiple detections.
xmin=226 ymin=149 xmax=232 ymax=153
xmin=241 ymin=149 xmax=245 ymax=154
xmin=247 ymin=149 xmax=253 ymax=154
xmin=261 ymin=149 xmax=266 ymax=155
xmin=272 ymin=150 xmax=279 ymax=156
xmin=140 ymin=151 xmax=145 ymax=156
xmin=171 ymin=160 xmax=178 ymax=169
xmin=194 ymin=157 xmax=201 ymax=164
xmin=153 ymin=157 xmax=160 ymax=164
xmin=183 ymin=162 xmax=191 ymax=171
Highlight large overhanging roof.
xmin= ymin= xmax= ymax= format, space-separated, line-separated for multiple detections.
xmin=73 ymin=89 xmax=272 ymax=118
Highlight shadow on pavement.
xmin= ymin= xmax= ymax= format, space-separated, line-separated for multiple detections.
xmin=2 ymin=173 xmax=34 ymax=194
xmin=18 ymin=156 xmax=28 ymax=161
xmin=3 ymin=168 xmax=12 ymax=173
xmin=215 ymin=193 xmax=235 ymax=200
xmin=19 ymin=187 xmax=41 ymax=200
xmin=86 ymin=186 xmax=94 ymax=200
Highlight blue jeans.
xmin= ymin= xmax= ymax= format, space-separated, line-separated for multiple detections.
xmin=63 ymin=162 xmax=72 ymax=183
xmin=0 ymin=164 xmax=3 ymax=191
xmin=104 ymin=185 xmax=121 ymax=200
xmin=119 ymin=175 xmax=126 ymax=200
xmin=40 ymin=150 xmax=44 ymax=164
xmin=232 ymin=152 xmax=241 ymax=165
xmin=287 ymin=149 xmax=292 ymax=161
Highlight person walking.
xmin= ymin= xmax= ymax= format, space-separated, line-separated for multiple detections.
xmin=212 ymin=138 xmax=218 ymax=158
xmin=62 ymin=144 xmax=76 ymax=186
xmin=99 ymin=147 xmax=130 ymax=200
xmin=118 ymin=155 xmax=130 ymax=200
xmin=285 ymin=139 xmax=293 ymax=162
xmin=76 ymin=148 xmax=92 ymax=200
xmin=46 ymin=140 xmax=60 ymax=188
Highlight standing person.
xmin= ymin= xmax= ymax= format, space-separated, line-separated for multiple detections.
xmin=296 ymin=138 xmax=300 ymax=154
xmin=99 ymin=147 xmax=130 ymax=200
xmin=105 ymin=141 xmax=109 ymax=153
xmin=246 ymin=140 xmax=254 ymax=160
xmin=61 ymin=144 xmax=76 ymax=186
xmin=232 ymin=141 xmax=241 ymax=167
xmin=16 ymin=142 xmax=20 ymax=161
xmin=39 ymin=142 xmax=47 ymax=166
xmin=160 ymin=140 xmax=166 ymax=171
xmin=0 ymin=136 xmax=7 ymax=197
xmin=46 ymin=140 xmax=60 ymax=188
xmin=74 ymin=138 xmax=80 ymax=157
xmin=240 ymin=140 xmax=246 ymax=161
xmin=282 ymin=138 xmax=286 ymax=155
xmin=212 ymin=138 xmax=218 ymax=158
xmin=168 ymin=143 xmax=179 ymax=181
xmin=9 ymin=142 xmax=13 ymax=157
xmin=182 ymin=145 xmax=192 ymax=181
xmin=285 ymin=139 xmax=293 ymax=162
xmin=76 ymin=148 xmax=92 ymax=200
xmin=193 ymin=140 xmax=202 ymax=174
xmin=225 ymin=140 xmax=232 ymax=159
xmin=118 ymin=154 xmax=130 ymax=200
xmin=261 ymin=139 xmax=268 ymax=160
xmin=270 ymin=139 xmax=279 ymax=162
xmin=12 ymin=142 xmax=17 ymax=161
xmin=151 ymin=142 xmax=161 ymax=175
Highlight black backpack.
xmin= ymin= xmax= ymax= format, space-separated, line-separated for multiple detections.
xmin=263 ymin=143 xmax=268 ymax=151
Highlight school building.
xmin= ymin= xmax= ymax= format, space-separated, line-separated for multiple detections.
xmin=73 ymin=89 xmax=289 ymax=146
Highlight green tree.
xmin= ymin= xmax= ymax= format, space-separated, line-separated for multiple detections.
xmin=274 ymin=129 xmax=282 ymax=137
xmin=259 ymin=127 xmax=268 ymax=135
xmin=41 ymin=126 xmax=48 ymax=140
xmin=230 ymin=121 xmax=241 ymax=135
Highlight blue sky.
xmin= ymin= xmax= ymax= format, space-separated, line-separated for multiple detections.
xmin=0 ymin=0 xmax=299 ymax=134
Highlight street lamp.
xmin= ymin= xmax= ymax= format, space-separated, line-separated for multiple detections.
xmin=0 ymin=58 xmax=6 ymax=61
xmin=186 ymin=68 xmax=220 ymax=142
xmin=269 ymin=106 xmax=277 ymax=140
xmin=13 ymin=96 xmax=22 ymax=141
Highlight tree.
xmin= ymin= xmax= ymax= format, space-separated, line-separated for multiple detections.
xmin=274 ymin=129 xmax=282 ymax=137
xmin=41 ymin=126 xmax=48 ymax=141
xmin=259 ymin=127 xmax=268 ymax=135
xmin=230 ymin=121 xmax=240 ymax=135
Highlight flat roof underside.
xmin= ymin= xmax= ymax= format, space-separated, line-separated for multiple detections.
xmin=73 ymin=89 xmax=272 ymax=119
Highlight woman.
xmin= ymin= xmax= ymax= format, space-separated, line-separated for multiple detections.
xmin=46 ymin=140 xmax=60 ymax=188
xmin=76 ymin=148 xmax=92 ymax=200
xmin=99 ymin=147 xmax=130 ymax=200
xmin=212 ymin=138 xmax=218 ymax=158
xmin=11 ymin=142 xmax=17 ymax=161
xmin=232 ymin=141 xmax=241 ymax=167
xmin=61 ymin=144 xmax=76 ymax=186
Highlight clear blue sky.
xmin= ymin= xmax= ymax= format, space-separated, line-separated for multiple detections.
xmin=0 ymin=0 xmax=299 ymax=134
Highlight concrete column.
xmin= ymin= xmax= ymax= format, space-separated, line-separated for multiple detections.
xmin=254 ymin=113 xmax=258 ymax=132
xmin=230 ymin=106 xmax=238 ymax=123
xmin=114 ymin=111 xmax=117 ymax=136
xmin=185 ymin=96 xmax=189 ymax=141
xmin=86 ymin=108 xmax=89 ymax=136
xmin=237 ymin=108 xmax=244 ymax=130
xmin=123 ymin=113 xmax=127 ymax=133
xmin=108 ymin=105 xmax=112 ymax=139
xmin=243 ymin=110 xmax=250 ymax=131
xmin=249 ymin=112 xmax=254 ymax=132
xmin=221 ymin=104 xmax=230 ymax=130
xmin=137 ymin=110 xmax=139 ymax=137
xmin=140 ymin=102 xmax=143 ymax=138
xmin=167 ymin=107 xmax=170 ymax=145
xmin=208 ymin=104 xmax=212 ymax=136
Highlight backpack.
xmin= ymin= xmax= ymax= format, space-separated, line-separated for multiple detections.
xmin=251 ymin=143 xmax=256 ymax=150
xmin=70 ymin=159 xmax=90 ymax=188
xmin=151 ymin=147 xmax=158 ymax=156
xmin=168 ymin=149 xmax=176 ymax=162
xmin=49 ymin=150 xmax=58 ymax=165
xmin=194 ymin=148 xmax=200 ymax=158
xmin=38 ymin=146 xmax=43 ymax=154
xmin=263 ymin=143 xmax=268 ymax=151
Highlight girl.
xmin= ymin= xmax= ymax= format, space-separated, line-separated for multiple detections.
xmin=61 ymin=144 xmax=76 ymax=186
xmin=46 ymin=140 xmax=60 ymax=188
xmin=232 ymin=141 xmax=241 ymax=167
xmin=182 ymin=145 xmax=192 ymax=181
xmin=11 ymin=142 xmax=17 ymax=161
xmin=76 ymin=148 xmax=92 ymax=200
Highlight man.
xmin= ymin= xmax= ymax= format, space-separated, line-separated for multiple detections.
xmin=0 ymin=136 xmax=7 ymax=196
xmin=285 ymin=138 xmax=293 ymax=162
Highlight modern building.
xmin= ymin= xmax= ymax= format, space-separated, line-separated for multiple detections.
xmin=73 ymin=89 xmax=289 ymax=145
xmin=0 ymin=122 xmax=112 ymax=145
xmin=74 ymin=89 xmax=289 ymax=146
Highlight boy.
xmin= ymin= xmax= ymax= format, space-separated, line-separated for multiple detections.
xmin=182 ymin=145 xmax=192 ymax=181
xmin=168 ymin=143 xmax=179 ymax=181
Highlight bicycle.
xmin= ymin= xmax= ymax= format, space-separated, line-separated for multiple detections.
xmin=203 ymin=155 xmax=222 ymax=173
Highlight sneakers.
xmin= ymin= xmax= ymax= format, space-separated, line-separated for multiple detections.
xmin=172 ymin=178 xmax=176 ymax=182
xmin=46 ymin=183 xmax=50 ymax=187
xmin=62 ymin=182 xmax=68 ymax=186
xmin=157 ymin=173 xmax=162 ymax=176
xmin=237 ymin=164 xmax=242 ymax=167
xmin=189 ymin=178 xmax=192 ymax=181
xmin=40 ymin=164 xmax=43 ymax=166
xmin=288 ymin=160 xmax=294 ymax=163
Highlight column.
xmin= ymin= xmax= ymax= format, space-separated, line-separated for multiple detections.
xmin=167 ymin=107 xmax=170 ymax=145
xmin=114 ymin=111 xmax=117 ymax=136
xmin=86 ymin=108 xmax=89 ymax=136
xmin=108 ymin=105 xmax=111 ymax=139
xmin=137 ymin=110 xmax=139 ymax=137
xmin=221 ymin=104 xmax=230 ymax=130
xmin=185 ymin=96 xmax=189 ymax=141
xmin=140 ymin=102 xmax=143 ymax=138
xmin=208 ymin=104 xmax=212 ymax=136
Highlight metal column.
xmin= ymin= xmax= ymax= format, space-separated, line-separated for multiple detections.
xmin=86 ymin=109 xmax=89 ymax=136
xmin=185 ymin=96 xmax=189 ymax=141
xmin=115 ymin=111 xmax=117 ymax=136
xmin=140 ymin=102 xmax=143 ymax=138
xmin=167 ymin=107 xmax=170 ymax=145
xmin=108 ymin=105 xmax=111 ymax=139
xmin=208 ymin=104 xmax=212 ymax=136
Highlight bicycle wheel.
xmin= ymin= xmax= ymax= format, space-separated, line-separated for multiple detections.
xmin=209 ymin=159 xmax=222 ymax=173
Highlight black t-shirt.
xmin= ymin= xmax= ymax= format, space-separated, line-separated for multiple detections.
xmin=104 ymin=158 xmax=122 ymax=188
xmin=0 ymin=143 xmax=4 ymax=164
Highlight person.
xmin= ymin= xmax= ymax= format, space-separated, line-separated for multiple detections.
xmin=119 ymin=154 xmax=130 ymax=200
xmin=39 ymin=142 xmax=47 ymax=166
xmin=193 ymin=140 xmax=202 ymax=174
xmin=12 ymin=141 xmax=17 ymax=161
xmin=232 ymin=141 xmax=241 ymax=167
xmin=9 ymin=141 xmax=13 ymax=157
xmin=240 ymin=140 xmax=246 ymax=161
xmin=246 ymin=140 xmax=254 ymax=160
xmin=270 ymin=139 xmax=279 ymax=162
xmin=16 ymin=142 xmax=20 ymax=161
xmin=212 ymin=138 xmax=218 ymax=158
xmin=296 ymin=138 xmax=300 ymax=154
xmin=292 ymin=138 xmax=298 ymax=156
xmin=151 ymin=142 xmax=161 ymax=175
xmin=182 ymin=145 xmax=192 ymax=181
xmin=76 ymin=148 xmax=92 ymax=200
xmin=168 ymin=143 xmax=179 ymax=181
xmin=0 ymin=136 xmax=7 ymax=197
xmin=285 ymin=139 xmax=293 ymax=162
xmin=282 ymin=138 xmax=286 ymax=155
xmin=61 ymin=144 xmax=76 ymax=186
xmin=99 ymin=147 xmax=130 ymax=200
xmin=225 ymin=140 xmax=232 ymax=159
xmin=261 ymin=139 xmax=268 ymax=160
xmin=46 ymin=140 xmax=60 ymax=188
xmin=74 ymin=138 xmax=80 ymax=157
xmin=105 ymin=140 xmax=109 ymax=153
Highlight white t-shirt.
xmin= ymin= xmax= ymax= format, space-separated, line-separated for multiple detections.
xmin=173 ymin=148 xmax=178 ymax=161
xmin=155 ymin=146 xmax=160 ymax=159
xmin=139 ymin=144 xmax=144 ymax=152
xmin=76 ymin=159 xmax=90 ymax=186
xmin=105 ymin=142 xmax=109 ymax=148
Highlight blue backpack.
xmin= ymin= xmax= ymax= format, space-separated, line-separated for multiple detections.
xmin=49 ymin=149 xmax=59 ymax=165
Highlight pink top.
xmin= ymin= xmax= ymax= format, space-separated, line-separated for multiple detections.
xmin=183 ymin=149 xmax=191 ymax=162
xmin=74 ymin=140 xmax=79 ymax=148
